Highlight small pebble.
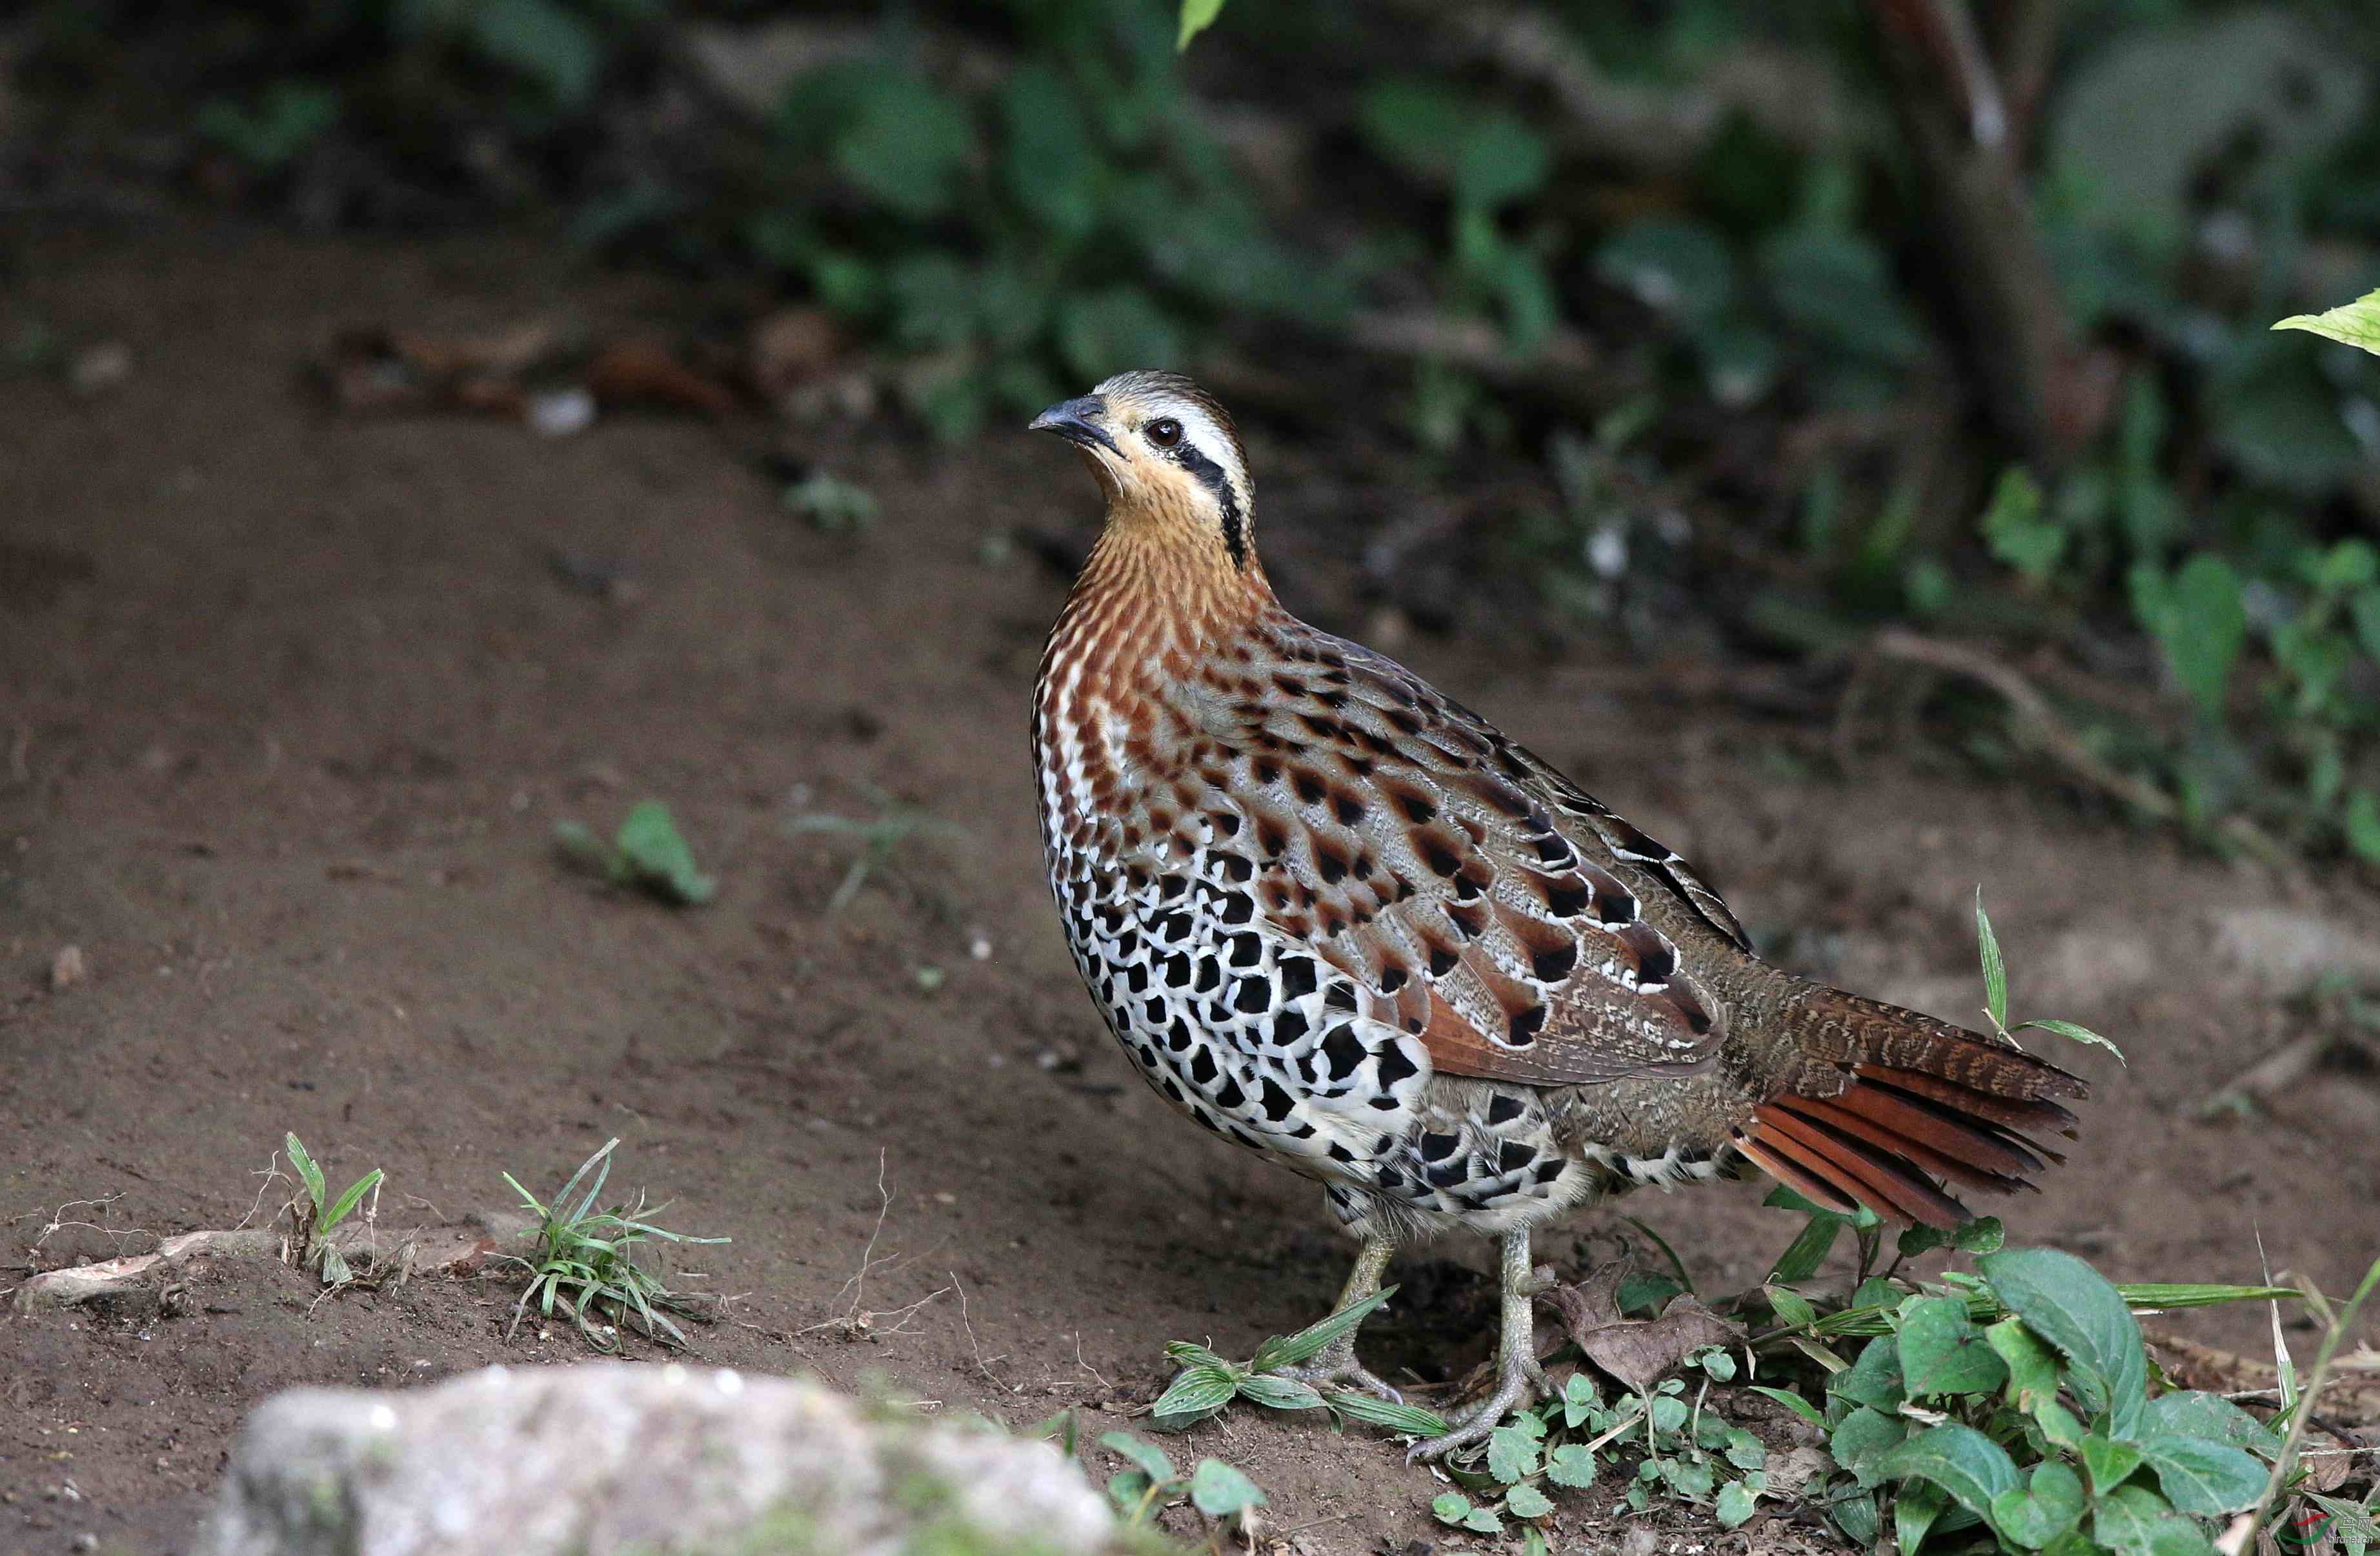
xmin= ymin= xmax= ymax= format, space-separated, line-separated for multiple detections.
xmin=49 ymin=944 xmax=86 ymax=991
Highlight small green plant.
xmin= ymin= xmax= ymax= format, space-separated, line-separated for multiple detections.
xmin=1099 ymin=1429 xmax=1266 ymax=1542
xmin=2274 ymin=290 xmax=2380 ymax=358
xmin=782 ymin=470 xmax=879 ymax=534
xmin=281 ymin=1131 xmax=384 ymax=1288
xmin=1151 ymin=1288 xmax=1451 ymax=1439
xmin=787 ymin=789 xmax=963 ymax=916
xmin=556 ymin=799 xmax=716 ymax=905
xmin=497 ymin=1137 xmax=729 ymax=1352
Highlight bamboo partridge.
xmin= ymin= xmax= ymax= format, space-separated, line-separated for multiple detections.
xmin=1027 ymin=371 xmax=2086 ymax=1457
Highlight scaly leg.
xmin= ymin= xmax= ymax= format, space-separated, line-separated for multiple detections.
xmin=1409 ymin=1224 xmax=1551 ymax=1462
xmin=1273 ymin=1233 xmax=1403 ymax=1403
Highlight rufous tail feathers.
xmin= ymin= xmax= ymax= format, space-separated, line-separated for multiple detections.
xmin=1734 ymin=987 xmax=2087 ymax=1230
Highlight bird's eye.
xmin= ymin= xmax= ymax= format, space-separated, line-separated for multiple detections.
xmin=1145 ymin=418 xmax=1183 ymax=448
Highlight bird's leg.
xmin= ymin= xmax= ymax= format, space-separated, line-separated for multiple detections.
xmin=1273 ymin=1233 xmax=1403 ymax=1403
xmin=1409 ymin=1224 xmax=1551 ymax=1462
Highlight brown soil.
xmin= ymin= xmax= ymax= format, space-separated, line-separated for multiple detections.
xmin=4 ymin=215 xmax=2377 ymax=1556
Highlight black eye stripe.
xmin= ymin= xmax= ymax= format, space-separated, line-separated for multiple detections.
xmin=1169 ymin=440 xmax=1246 ymax=571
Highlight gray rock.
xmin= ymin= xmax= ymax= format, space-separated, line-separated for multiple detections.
xmin=196 ymin=1362 xmax=1127 ymax=1556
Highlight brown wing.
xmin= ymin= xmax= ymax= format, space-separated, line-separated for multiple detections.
xmin=1194 ymin=621 xmax=1740 ymax=1089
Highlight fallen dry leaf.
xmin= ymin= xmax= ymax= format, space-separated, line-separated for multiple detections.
xmin=587 ymin=342 xmax=738 ymax=418
xmin=1541 ymin=1262 xmax=1744 ymax=1397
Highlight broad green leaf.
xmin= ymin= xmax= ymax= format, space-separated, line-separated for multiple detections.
xmin=2274 ymin=289 xmax=2380 ymax=358
xmin=1452 ymin=115 xmax=1552 ymax=212
xmin=1956 ymin=1217 xmax=2007 ymax=1255
xmin=1716 ymin=1479 xmax=1759 ymax=1530
xmin=1054 ymin=287 xmax=1184 ymax=383
xmin=1975 ymin=889 xmax=2009 ymax=1028
xmin=1898 ymin=1224 xmax=1953 ymax=1260
xmin=1979 ymin=1248 xmax=2149 ymax=1436
xmin=1663 ymin=1457 xmax=1716 ymax=1499
xmin=1100 ymin=1431 xmax=1176 ymax=1485
xmin=614 ymin=802 xmax=716 ymax=905
xmin=2161 ymin=554 xmax=2248 ymax=724
xmin=1986 ymin=1316 xmax=2061 ymax=1411
xmin=1487 ymin=1424 xmax=1541 ymax=1484
xmin=1187 ymin=1459 xmax=1264 ymax=1517
xmin=1504 ymin=1482 xmax=1555 ymax=1519
xmin=1991 ymin=1460 xmax=2086 ymax=1549
xmin=1560 ymin=1371 xmax=1599 ymax=1426
xmin=1357 ymin=80 xmax=1475 ymax=188
xmin=1546 ymin=1443 xmax=1597 ymax=1488
xmin=2137 ymin=1390 xmax=2267 ymax=1450
xmin=1322 ymin=1392 xmax=1448 ymax=1437
xmin=1106 ymin=1470 xmax=1153 ymax=1515
xmin=1747 ymin=1385 xmax=1827 ymax=1428
xmin=1596 ymin=217 xmax=1737 ymax=323
xmin=2133 ymin=1435 xmax=2264 ymax=1515
xmin=1175 ymin=0 xmax=1225 ymax=50
xmin=1649 ymin=1394 xmax=1689 ymax=1434
xmin=468 ymin=0 xmax=601 ymax=106
xmin=2090 ymin=1483 xmax=2212 ymax=1556
xmin=1723 ymin=1428 xmax=1767 ymax=1470
xmin=2081 ymin=1433 xmax=2144 ymax=1495
xmin=1830 ymin=1405 xmax=1908 ymax=1488
xmin=1251 ymin=1286 xmax=1397 ymax=1372
xmin=1899 ymin=1295 xmax=2010 ymax=1398
xmin=1875 ymin=1422 xmax=2021 ymax=1519
xmin=1236 ymin=1375 xmax=1325 ymax=1411
xmin=1833 ymin=1490 xmax=1881 ymax=1546
xmin=1694 ymin=1346 xmax=1739 ymax=1381
xmin=1151 ymin=1364 xmax=1238 ymax=1428
xmin=1431 ymin=1491 xmax=1473 ymax=1525
xmin=1831 ymin=1333 xmax=1906 ymax=1413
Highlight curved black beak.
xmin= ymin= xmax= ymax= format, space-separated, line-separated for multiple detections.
xmin=1029 ymin=396 xmax=1121 ymax=458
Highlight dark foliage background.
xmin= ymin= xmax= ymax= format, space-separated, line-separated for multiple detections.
xmin=5 ymin=0 xmax=2379 ymax=864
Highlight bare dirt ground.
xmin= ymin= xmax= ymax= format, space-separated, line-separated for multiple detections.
xmin=4 ymin=215 xmax=2377 ymax=1556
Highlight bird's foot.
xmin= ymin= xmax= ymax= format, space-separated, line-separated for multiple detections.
xmin=1273 ymin=1337 xmax=1402 ymax=1405
xmin=1405 ymin=1354 xmax=1540 ymax=1464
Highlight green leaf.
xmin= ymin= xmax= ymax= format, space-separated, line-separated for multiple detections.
xmin=1322 ymin=1392 xmax=1448 ymax=1437
xmin=1187 ymin=1459 xmax=1264 ymax=1517
xmin=1560 ymin=1371 xmax=1598 ymax=1426
xmin=1695 ymin=1346 xmax=1739 ymax=1381
xmin=1663 ymin=1456 xmax=1716 ymax=1499
xmin=318 ymin=1246 xmax=352 ymax=1286
xmin=1830 ymin=1405 xmax=1908 ymax=1488
xmin=1486 ymin=1423 xmax=1541 ymax=1484
xmin=1236 ymin=1375 xmax=1326 ymax=1411
xmin=1833 ymin=1490 xmax=1881 ymax=1546
xmin=285 ymin=1133 xmax=326 ymax=1212
xmin=1957 ymin=1217 xmax=2007 ymax=1255
xmin=1899 ymin=1295 xmax=2010 ymax=1398
xmin=1766 ymin=1285 xmax=1820 ymax=1328
xmin=1453 ymin=115 xmax=1552 ymax=212
xmin=2013 ymin=1020 xmax=2128 ymax=1066
xmin=1358 ymin=80 xmax=1477 ymax=188
xmin=1831 ymin=1334 xmax=1906 ymax=1414
xmin=1504 ymin=1482 xmax=1555 ymax=1520
xmin=1100 ymin=1431 xmax=1176 ymax=1485
xmin=2081 ymin=1433 xmax=2144 ymax=1495
xmin=1979 ymin=467 xmax=2066 ymax=583
xmin=2090 ymin=1483 xmax=2212 ymax=1556
xmin=1897 ymin=1477 xmax=1950 ymax=1555
xmin=613 ymin=801 xmax=716 ymax=905
xmin=1106 ymin=1470 xmax=1153 ymax=1515
xmin=2160 ymin=553 xmax=2248 ymax=724
xmin=1251 ymin=1286 xmax=1396 ymax=1372
xmin=2274 ymin=289 xmax=2380 ymax=358
xmin=1431 ymin=1491 xmax=1473 ymax=1526
xmin=467 ymin=0 xmax=601 ymax=106
xmin=1724 ymin=1428 xmax=1768 ymax=1470
xmin=2137 ymin=1391 xmax=2267 ymax=1450
xmin=1151 ymin=1364 xmax=1239 ymax=1428
xmin=1463 ymin=1505 xmax=1506 ymax=1535
xmin=1979 ymin=1248 xmax=2149 ymax=1437
xmin=1546 ymin=1443 xmax=1597 ymax=1488
xmin=1757 ymin=226 xmax=1925 ymax=366
xmin=1986 ymin=1317 xmax=2061 ymax=1410
xmin=2133 ymin=1435 xmax=2265 ymax=1515
xmin=1990 ymin=1460 xmax=2086 ymax=1549
xmin=1175 ymin=0 xmax=1225 ymax=50
xmin=1975 ymin=889 xmax=2009 ymax=1029
xmin=1649 ymin=1394 xmax=1689 ymax=1435
xmin=1596 ymin=217 xmax=1737 ymax=323
xmin=2346 ymin=789 xmax=2380 ymax=866
xmin=1748 ymin=1385 xmax=1827 ymax=1428
xmin=321 ymin=1169 xmax=384 ymax=1234
xmin=1716 ymin=1479 xmax=1759 ymax=1530
xmin=1874 ymin=1422 xmax=2022 ymax=1519
xmin=1768 ymin=1213 xmax=1845 ymax=1284
xmin=832 ymin=75 xmax=973 ymax=222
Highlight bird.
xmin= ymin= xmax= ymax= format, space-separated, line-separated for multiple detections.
xmin=1026 ymin=370 xmax=2087 ymax=1458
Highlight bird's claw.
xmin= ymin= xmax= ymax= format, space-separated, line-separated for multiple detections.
xmin=1276 ymin=1340 xmax=1404 ymax=1405
xmin=1405 ymin=1362 xmax=1540 ymax=1464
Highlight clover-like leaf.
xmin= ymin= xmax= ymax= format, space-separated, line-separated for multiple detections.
xmin=1504 ymin=1482 xmax=1555 ymax=1520
xmin=1716 ymin=1479 xmax=1759 ymax=1530
xmin=1546 ymin=1443 xmax=1598 ymax=1489
xmin=1187 ymin=1459 xmax=1264 ymax=1518
xmin=1488 ymin=1422 xmax=1542 ymax=1484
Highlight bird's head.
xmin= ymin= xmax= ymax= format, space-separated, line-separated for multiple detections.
xmin=1031 ymin=370 xmax=1256 ymax=573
